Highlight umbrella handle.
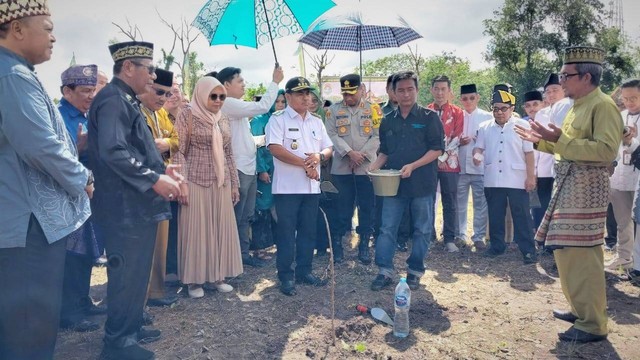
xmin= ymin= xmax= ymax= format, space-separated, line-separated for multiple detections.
xmin=259 ymin=0 xmax=279 ymax=68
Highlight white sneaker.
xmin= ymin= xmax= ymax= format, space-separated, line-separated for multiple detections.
xmin=605 ymin=257 xmax=632 ymax=270
xmin=445 ymin=242 xmax=459 ymax=253
xmin=188 ymin=285 xmax=204 ymax=298
xmin=214 ymin=282 xmax=233 ymax=293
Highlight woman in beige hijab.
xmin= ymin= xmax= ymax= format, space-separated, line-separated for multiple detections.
xmin=173 ymin=76 xmax=243 ymax=298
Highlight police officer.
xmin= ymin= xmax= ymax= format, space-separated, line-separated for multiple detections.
xmin=326 ymin=74 xmax=381 ymax=264
xmin=266 ymin=76 xmax=333 ymax=296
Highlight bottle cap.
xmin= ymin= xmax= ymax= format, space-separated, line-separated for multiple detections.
xmin=400 ymin=277 xmax=406 ymax=282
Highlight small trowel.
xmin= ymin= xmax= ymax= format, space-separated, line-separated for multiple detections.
xmin=356 ymin=304 xmax=394 ymax=326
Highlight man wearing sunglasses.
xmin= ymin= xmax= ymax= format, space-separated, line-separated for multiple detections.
xmin=88 ymin=41 xmax=182 ymax=360
xmin=473 ymin=90 xmax=537 ymax=264
xmin=456 ymin=84 xmax=493 ymax=250
xmin=138 ymin=68 xmax=180 ymax=309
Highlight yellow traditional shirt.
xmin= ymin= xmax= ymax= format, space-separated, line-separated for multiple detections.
xmin=141 ymin=106 xmax=179 ymax=165
xmin=536 ymin=87 xmax=622 ymax=166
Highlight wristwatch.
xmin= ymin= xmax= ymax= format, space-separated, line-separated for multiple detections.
xmin=318 ymin=152 xmax=325 ymax=162
xmin=86 ymin=170 xmax=94 ymax=186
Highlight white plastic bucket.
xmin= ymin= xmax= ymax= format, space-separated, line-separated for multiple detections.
xmin=368 ymin=169 xmax=401 ymax=196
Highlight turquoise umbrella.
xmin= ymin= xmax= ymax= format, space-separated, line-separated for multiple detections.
xmin=193 ymin=0 xmax=336 ymax=65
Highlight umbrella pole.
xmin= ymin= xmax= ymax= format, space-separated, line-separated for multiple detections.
xmin=359 ymin=26 xmax=362 ymax=78
xmin=260 ymin=0 xmax=279 ymax=67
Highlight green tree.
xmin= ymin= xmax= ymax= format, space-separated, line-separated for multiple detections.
xmin=185 ymin=51 xmax=205 ymax=97
xmin=483 ymin=0 xmax=557 ymax=109
xmin=243 ymin=83 xmax=268 ymax=102
xmin=484 ymin=0 xmax=639 ymax=106
xmin=595 ymin=27 xmax=639 ymax=92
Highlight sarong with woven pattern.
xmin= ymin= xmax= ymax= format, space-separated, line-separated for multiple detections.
xmin=535 ymin=160 xmax=609 ymax=248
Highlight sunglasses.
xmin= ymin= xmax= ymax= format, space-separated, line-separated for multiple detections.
xmin=492 ymin=106 xmax=512 ymax=113
xmin=209 ymin=93 xmax=227 ymax=101
xmin=460 ymin=95 xmax=477 ymax=102
xmin=153 ymin=88 xmax=173 ymax=98
xmin=130 ymin=61 xmax=156 ymax=75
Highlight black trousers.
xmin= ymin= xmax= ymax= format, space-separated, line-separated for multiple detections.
xmin=60 ymin=252 xmax=94 ymax=326
xmin=0 ymin=215 xmax=66 ymax=360
xmin=437 ymin=172 xmax=459 ymax=243
xmin=101 ymin=221 xmax=157 ymax=348
xmin=605 ymin=203 xmax=618 ymax=247
xmin=531 ymin=177 xmax=554 ymax=230
xmin=275 ymin=194 xmax=319 ymax=282
xmin=485 ymin=187 xmax=536 ymax=255
xmin=166 ymin=201 xmax=179 ymax=275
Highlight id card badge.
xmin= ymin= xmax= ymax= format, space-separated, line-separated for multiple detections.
xmin=623 ymin=151 xmax=632 ymax=165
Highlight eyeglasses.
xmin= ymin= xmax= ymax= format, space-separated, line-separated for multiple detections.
xmin=130 ymin=61 xmax=156 ymax=75
xmin=153 ymin=88 xmax=172 ymax=98
xmin=559 ymin=73 xmax=580 ymax=81
xmin=492 ymin=106 xmax=512 ymax=113
xmin=460 ymin=95 xmax=476 ymax=102
xmin=209 ymin=93 xmax=227 ymax=101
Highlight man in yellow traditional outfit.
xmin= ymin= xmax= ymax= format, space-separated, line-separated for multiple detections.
xmin=139 ymin=68 xmax=179 ymax=308
xmin=516 ymin=46 xmax=623 ymax=343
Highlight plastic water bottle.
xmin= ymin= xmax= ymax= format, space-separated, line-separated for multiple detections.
xmin=393 ymin=277 xmax=411 ymax=338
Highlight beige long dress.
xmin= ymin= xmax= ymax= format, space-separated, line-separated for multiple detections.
xmin=174 ymin=108 xmax=243 ymax=284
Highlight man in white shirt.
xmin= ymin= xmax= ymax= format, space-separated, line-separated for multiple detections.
xmin=266 ymin=77 xmax=333 ymax=296
xmin=523 ymin=90 xmax=554 ymax=233
xmin=473 ymin=90 xmax=537 ymax=264
xmin=609 ymin=79 xmax=640 ymax=270
xmin=214 ymin=66 xmax=284 ymax=267
xmin=456 ymin=84 xmax=492 ymax=249
xmin=544 ymin=73 xmax=573 ymax=127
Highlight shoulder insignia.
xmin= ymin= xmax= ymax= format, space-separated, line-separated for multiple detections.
xmin=272 ymin=110 xmax=285 ymax=116
xmin=326 ymin=110 xmax=332 ymax=118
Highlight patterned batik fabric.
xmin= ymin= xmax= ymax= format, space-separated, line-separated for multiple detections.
xmin=535 ymin=160 xmax=609 ymax=248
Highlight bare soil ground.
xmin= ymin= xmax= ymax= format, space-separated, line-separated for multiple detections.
xmin=55 ymin=219 xmax=639 ymax=360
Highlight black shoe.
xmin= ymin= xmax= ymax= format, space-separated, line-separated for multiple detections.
xmin=279 ymin=280 xmax=297 ymax=296
xmin=523 ymin=253 xmax=538 ymax=264
xmin=406 ymin=274 xmax=420 ymax=290
xmin=396 ymin=241 xmax=408 ymax=252
xmin=101 ymin=343 xmax=154 ymax=360
xmin=137 ymin=327 xmax=161 ymax=344
xmin=627 ymin=269 xmax=640 ymax=286
xmin=142 ymin=311 xmax=154 ymax=326
xmin=370 ymin=274 xmax=392 ymax=291
xmin=483 ymin=248 xmax=504 ymax=258
xmin=358 ymin=248 xmax=371 ymax=265
xmin=296 ymin=273 xmax=328 ymax=286
xmin=558 ymin=326 xmax=607 ymax=343
xmin=146 ymin=295 xmax=179 ymax=307
xmin=243 ymin=255 xmax=266 ymax=268
xmin=61 ymin=319 xmax=100 ymax=332
xmin=86 ymin=302 xmax=107 ymax=316
xmin=332 ymin=250 xmax=344 ymax=264
xmin=553 ymin=309 xmax=578 ymax=324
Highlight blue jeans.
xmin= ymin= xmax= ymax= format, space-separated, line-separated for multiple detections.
xmin=375 ymin=194 xmax=435 ymax=277
xmin=456 ymin=174 xmax=487 ymax=242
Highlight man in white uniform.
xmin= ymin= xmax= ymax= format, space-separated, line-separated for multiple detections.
xmin=266 ymin=77 xmax=333 ymax=296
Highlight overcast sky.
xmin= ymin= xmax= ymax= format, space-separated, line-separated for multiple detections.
xmin=37 ymin=0 xmax=640 ymax=97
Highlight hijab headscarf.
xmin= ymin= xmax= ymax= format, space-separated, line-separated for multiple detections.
xmin=190 ymin=76 xmax=226 ymax=187
xmin=310 ymin=89 xmax=326 ymax=121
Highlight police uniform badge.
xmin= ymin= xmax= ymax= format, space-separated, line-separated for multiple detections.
xmin=291 ymin=140 xmax=299 ymax=150
xmin=371 ymin=104 xmax=382 ymax=129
